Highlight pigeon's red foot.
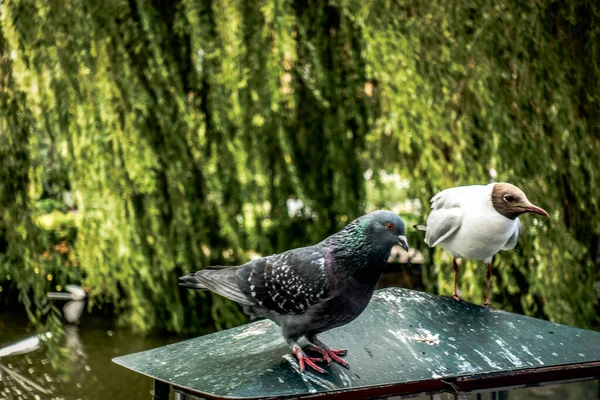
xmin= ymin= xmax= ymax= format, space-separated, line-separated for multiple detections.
xmin=293 ymin=346 xmax=326 ymax=374
xmin=309 ymin=345 xmax=349 ymax=368
xmin=307 ymin=336 xmax=350 ymax=369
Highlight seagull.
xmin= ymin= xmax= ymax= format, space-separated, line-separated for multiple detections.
xmin=0 ymin=332 xmax=52 ymax=359
xmin=180 ymin=210 xmax=408 ymax=373
xmin=0 ymin=333 xmax=52 ymax=394
xmin=415 ymin=182 xmax=548 ymax=305
xmin=47 ymin=284 xmax=87 ymax=323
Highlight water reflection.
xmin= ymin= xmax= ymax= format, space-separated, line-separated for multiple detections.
xmin=0 ymin=313 xmax=182 ymax=400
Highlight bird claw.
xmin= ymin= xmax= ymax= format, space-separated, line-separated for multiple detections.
xmin=308 ymin=345 xmax=349 ymax=369
xmin=293 ymin=346 xmax=326 ymax=374
xmin=302 ymin=356 xmax=327 ymax=374
xmin=326 ymin=349 xmax=349 ymax=369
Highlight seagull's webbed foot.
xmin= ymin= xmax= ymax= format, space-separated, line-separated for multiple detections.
xmin=307 ymin=335 xmax=349 ymax=369
xmin=452 ymin=294 xmax=461 ymax=302
xmin=292 ymin=345 xmax=326 ymax=374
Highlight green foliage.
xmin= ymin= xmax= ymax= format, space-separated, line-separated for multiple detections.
xmin=0 ymin=0 xmax=598 ymax=333
xmin=344 ymin=0 xmax=600 ymax=328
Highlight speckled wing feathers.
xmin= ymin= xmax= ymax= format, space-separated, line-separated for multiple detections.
xmin=236 ymin=246 xmax=330 ymax=315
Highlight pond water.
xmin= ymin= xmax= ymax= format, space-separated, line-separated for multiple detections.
xmin=0 ymin=312 xmax=182 ymax=400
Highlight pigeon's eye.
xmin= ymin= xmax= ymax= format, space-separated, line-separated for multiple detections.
xmin=386 ymin=223 xmax=395 ymax=231
xmin=503 ymin=193 xmax=514 ymax=202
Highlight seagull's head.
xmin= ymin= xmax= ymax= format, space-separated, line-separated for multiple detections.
xmin=363 ymin=210 xmax=409 ymax=252
xmin=491 ymin=183 xmax=549 ymax=220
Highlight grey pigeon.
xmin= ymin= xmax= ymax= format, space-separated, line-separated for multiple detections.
xmin=180 ymin=210 xmax=409 ymax=373
xmin=416 ymin=182 xmax=548 ymax=305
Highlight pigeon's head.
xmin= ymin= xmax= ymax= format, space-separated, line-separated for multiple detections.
xmin=360 ymin=210 xmax=409 ymax=251
xmin=491 ymin=183 xmax=549 ymax=220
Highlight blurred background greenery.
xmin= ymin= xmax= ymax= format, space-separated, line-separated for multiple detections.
xmin=1 ymin=0 xmax=599 ymax=339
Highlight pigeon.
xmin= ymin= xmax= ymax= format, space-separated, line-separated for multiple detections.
xmin=180 ymin=210 xmax=408 ymax=373
xmin=415 ymin=183 xmax=548 ymax=305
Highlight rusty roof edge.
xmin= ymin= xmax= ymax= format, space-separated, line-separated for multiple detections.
xmin=450 ymin=361 xmax=600 ymax=392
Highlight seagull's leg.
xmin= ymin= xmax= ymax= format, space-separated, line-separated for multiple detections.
xmin=485 ymin=262 xmax=492 ymax=307
xmin=290 ymin=341 xmax=326 ymax=374
xmin=452 ymin=258 xmax=461 ymax=301
xmin=306 ymin=335 xmax=349 ymax=369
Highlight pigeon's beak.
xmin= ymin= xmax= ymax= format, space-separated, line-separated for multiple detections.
xmin=523 ymin=202 xmax=549 ymax=217
xmin=397 ymin=235 xmax=409 ymax=252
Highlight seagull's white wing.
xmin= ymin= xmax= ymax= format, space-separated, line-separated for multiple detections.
xmin=65 ymin=285 xmax=86 ymax=301
xmin=0 ymin=333 xmax=51 ymax=358
xmin=63 ymin=300 xmax=85 ymax=323
xmin=47 ymin=292 xmax=73 ymax=300
xmin=424 ymin=189 xmax=464 ymax=247
xmin=425 ymin=208 xmax=462 ymax=247
xmin=0 ymin=336 xmax=40 ymax=358
xmin=502 ymin=219 xmax=521 ymax=250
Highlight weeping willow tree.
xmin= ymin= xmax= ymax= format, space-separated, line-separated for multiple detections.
xmin=0 ymin=0 xmax=598 ymax=333
xmin=348 ymin=0 xmax=600 ymax=328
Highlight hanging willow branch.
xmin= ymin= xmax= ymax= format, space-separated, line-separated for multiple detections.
xmin=0 ymin=0 xmax=598 ymax=333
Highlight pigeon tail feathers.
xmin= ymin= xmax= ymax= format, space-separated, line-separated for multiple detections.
xmin=179 ymin=266 xmax=253 ymax=306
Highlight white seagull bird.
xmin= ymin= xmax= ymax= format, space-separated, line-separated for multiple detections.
xmin=48 ymin=284 xmax=87 ymax=323
xmin=416 ymin=182 xmax=549 ymax=305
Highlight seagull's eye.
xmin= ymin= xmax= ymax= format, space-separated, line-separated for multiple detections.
xmin=386 ymin=222 xmax=395 ymax=231
xmin=503 ymin=193 xmax=514 ymax=202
